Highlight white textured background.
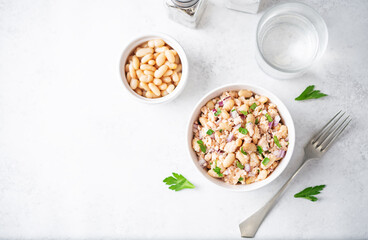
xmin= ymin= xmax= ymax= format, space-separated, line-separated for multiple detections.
xmin=0 ymin=0 xmax=367 ymax=239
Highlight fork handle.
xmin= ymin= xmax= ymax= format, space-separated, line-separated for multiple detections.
xmin=239 ymin=160 xmax=309 ymax=238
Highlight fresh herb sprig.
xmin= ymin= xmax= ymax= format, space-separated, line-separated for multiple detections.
xmin=295 ymin=85 xmax=328 ymax=101
xmin=163 ymin=173 xmax=195 ymax=191
xmin=274 ymin=135 xmax=282 ymax=148
xmin=294 ymin=185 xmax=326 ymax=202
xmin=239 ymin=127 xmax=248 ymax=135
xmin=214 ymin=108 xmax=221 ymax=116
xmin=213 ymin=160 xmax=223 ymax=177
xmin=236 ymin=161 xmax=244 ymax=169
xmin=197 ymin=140 xmax=206 ymax=153
xmin=206 ymin=129 xmax=214 ymax=135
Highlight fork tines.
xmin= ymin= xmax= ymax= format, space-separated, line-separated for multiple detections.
xmin=311 ymin=110 xmax=351 ymax=152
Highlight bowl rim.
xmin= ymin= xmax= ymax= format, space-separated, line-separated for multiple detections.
xmin=186 ymin=83 xmax=295 ymax=191
xmin=119 ymin=32 xmax=188 ymax=104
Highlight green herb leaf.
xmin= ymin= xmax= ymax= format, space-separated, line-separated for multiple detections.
xmin=250 ymin=103 xmax=257 ymax=110
xmin=214 ymin=108 xmax=221 ymax=116
xmin=238 ymin=177 xmax=244 ymax=182
xmin=206 ymin=129 xmax=214 ymax=135
xmin=255 ymin=118 xmax=259 ymax=125
xmin=231 ymin=109 xmax=236 ymax=112
xmin=274 ymin=135 xmax=282 ymax=148
xmin=213 ymin=160 xmax=223 ymax=177
xmin=197 ymin=140 xmax=206 ymax=153
xmin=295 ymin=85 xmax=328 ymax=101
xmin=240 ymin=110 xmax=248 ymax=116
xmin=163 ymin=172 xmax=195 ymax=191
xmin=262 ymin=157 xmax=270 ymax=166
xmin=236 ymin=161 xmax=245 ymax=169
xmin=294 ymin=185 xmax=326 ymax=202
xmin=219 ymin=129 xmax=223 ymax=133
xmin=257 ymin=145 xmax=263 ymax=155
xmin=239 ymin=127 xmax=248 ymax=135
xmin=265 ymin=113 xmax=273 ymax=122
xmin=240 ymin=147 xmax=247 ymax=155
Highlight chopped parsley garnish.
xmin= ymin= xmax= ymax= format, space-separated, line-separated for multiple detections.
xmin=250 ymin=103 xmax=257 ymax=110
xmin=295 ymin=85 xmax=328 ymax=101
xmin=238 ymin=177 xmax=244 ymax=182
xmin=274 ymin=135 xmax=282 ymax=148
xmin=294 ymin=185 xmax=326 ymax=202
xmin=231 ymin=109 xmax=236 ymax=112
xmin=240 ymin=147 xmax=247 ymax=155
xmin=214 ymin=108 xmax=221 ymax=116
xmin=206 ymin=129 xmax=214 ymax=135
xmin=163 ymin=173 xmax=195 ymax=191
xmin=262 ymin=157 xmax=270 ymax=166
xmin=240 ymin=110 xmax=248 ymax=116
xmin=239 ymin=127 xmax=248 ymax=135
xmin=257 ymin=145 xmax=263 ymax=155
xmin=219 ymin=129 xmax=223 ymax=133
xmin=255 ymin=118 xmax=259 ymax=124
xmin=265 ymin=113 xmax=273 ymax=122
xmin=213 ymin=160 xmax=223 ymax=177
xmin=197 ymin=140 xmax=206 ymax=153
xmin=236 ymin=161 xmax=244 ymax=169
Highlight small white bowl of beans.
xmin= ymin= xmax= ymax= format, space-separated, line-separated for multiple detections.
xmin=120 ymin=33 xmax=188 ymax=104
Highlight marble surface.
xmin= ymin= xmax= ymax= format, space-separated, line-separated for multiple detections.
xmin=0 ymin=0 xmax=367 ymax=239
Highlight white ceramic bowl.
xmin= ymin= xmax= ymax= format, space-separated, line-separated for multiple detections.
xmin=119 ymin=33 xmax=188 ymax=104
xmin=187 ymin=83 xmax=295 ymax=191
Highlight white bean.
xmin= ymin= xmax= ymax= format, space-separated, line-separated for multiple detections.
xmin=149 ymin=83 xmax=161 ymax=96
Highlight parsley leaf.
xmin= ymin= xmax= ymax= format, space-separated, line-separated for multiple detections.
xmin=231 ymin=109 xmax=236 ymax=112
xmin=250 ymin=103 xmax=257 ymax=110
xmin=197 ymin=140 xmax=206 ymax=153
xmin=274 ymin=135 xmax=282 ymax=148
xmin=262 ymin=157 xmax=270 ymax=166
xmin=240 ymin=147 xmax=247 ymax=155
xmin=239 ymin=127 xmax=248 ymax=135
xmin=238 ymin=177 xmax=244 ymax=182
xmin=236 ymin=160 xmax=244 ymax=169
xmin=265 ymin=113 xmax=273 ymax=122
xmin=294 ymin=185 xmax=326 ymax=202
xmin=295 ymin=85 xmax=328 ymax=101
xmin=219 ymin=129 xmax=223 ymax=133
xmin=163 ymin=173 xmax=195 ymax=191
xmin=213 ymin=160 xmax=223 ymax=177
xmin=257 ymin=145 xmax=263 ymax=155
xmin=214 ymin=108 xmax=221 ymax=116
xmin=206 ymin=129 xmax=214 ymax=135
xmin=255 ymin=118 xmax=259 ymax=125
xmin=240 ymin=110 xmax=248 ymax=116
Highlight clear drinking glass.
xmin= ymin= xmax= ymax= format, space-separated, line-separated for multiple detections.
xmin=256 ymin=2 xmax=328 ymax=79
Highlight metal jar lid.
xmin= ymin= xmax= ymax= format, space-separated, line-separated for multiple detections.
xmin=171 ymin=0 xmax=199 ymax=8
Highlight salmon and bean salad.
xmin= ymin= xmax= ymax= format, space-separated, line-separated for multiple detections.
xmin=192 ymin=90 xmax=289 ymax=185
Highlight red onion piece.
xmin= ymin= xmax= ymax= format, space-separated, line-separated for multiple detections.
xmin=268 ymin=121 xmax=274 ymax=129
xmin=218 ymin=101 xmax=224 ymax=107
xmin=275 ymin=150 xmax=286 ymax=158
xmin=244 ymin=164 xmax=251 ymax=172
xmin=285 ymin=137 xmax=289 ymax=142
xmin=227 ymin=132 xmax=234 ymax=142
xmin=199 ymin=159 xmax=207 ymax=168
xmin=274 ymin=115 xmax=281 ymax=126
xmin=212 ymin=108 xmax=217 ymax=113
xmin=193 ymin=123 xmax=199 ymax=133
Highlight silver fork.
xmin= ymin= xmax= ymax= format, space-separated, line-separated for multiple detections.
xmin=239 ymin=110 xmax=351 ymax=238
